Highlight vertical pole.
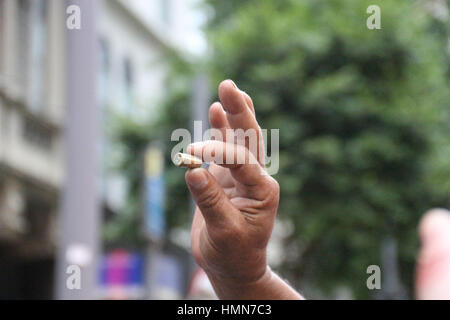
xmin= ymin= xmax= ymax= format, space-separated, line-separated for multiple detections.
xmin=55 ymin=0 xmax=100 ymax=299
xmin=379 ymin=235 xmax=407 ymax=299
xmin=192 ymin=74 xmax=210 ymax=143
xmin=143 ymin=144 xmax=165 ymax=299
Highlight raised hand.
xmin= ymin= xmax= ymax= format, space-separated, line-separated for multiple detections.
xmin=185 ymin=80 xmax=301 ymax=300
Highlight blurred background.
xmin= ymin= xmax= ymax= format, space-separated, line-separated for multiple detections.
xmin=0 ymin=0 xmax=448 ymax=300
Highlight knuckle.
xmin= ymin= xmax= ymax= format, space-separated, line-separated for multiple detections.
xmin=270 ymin=177 xmax=280 ymax=195
xmin=198 ymin=188 xmax=223 ymax=210
xmin=265 ymin=176 xmax=280 ymax=203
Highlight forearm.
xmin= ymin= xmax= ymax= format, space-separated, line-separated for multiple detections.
xmin=207 ymin=267 xmax=304 ymax=300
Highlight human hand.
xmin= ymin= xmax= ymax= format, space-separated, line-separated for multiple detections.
xmin=184 ymin=80 xmax=300 ymax=299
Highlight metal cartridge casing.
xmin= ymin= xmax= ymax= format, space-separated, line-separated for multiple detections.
xmin=174 ymin=153 xmax=203 ymax=169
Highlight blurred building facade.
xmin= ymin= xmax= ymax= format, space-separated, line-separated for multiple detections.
xmin=0 ymin=0 xmax=204 ymax=299
xmin=100 ymin=0 xmax=205 ymax=215
xmin=0 ymin=0 xmax=65 ymax=299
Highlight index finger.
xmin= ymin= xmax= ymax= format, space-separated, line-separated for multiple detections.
xmin=218 ymin=80 xmax=265 ymax=166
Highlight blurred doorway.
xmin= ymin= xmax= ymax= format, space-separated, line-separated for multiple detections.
xmin=0 ymin=250 xmax=54 ymax=299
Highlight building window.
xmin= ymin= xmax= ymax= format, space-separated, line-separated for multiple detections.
xmin=23 ymin=118 xmax=53 ymax=151
xmin=15 ymin=0 xmax=47 ymax=111
xmin=28 ymin=0 xmax=47 ymax=111
xmin=160 ymin=0 xmax=171 ymax=25
xmin=98 ymin=38 xmax=110 ymax=106
xmin=17 ymin=0 xmax=31 ymax=90
xmin=0 ymin=0 xmax=5 ymax=78
xmin=123 ymin=57 xmax=134 ymax=112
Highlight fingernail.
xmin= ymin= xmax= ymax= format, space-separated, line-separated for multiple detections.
xmin=186 ymin=169 xmax=208 ymax=190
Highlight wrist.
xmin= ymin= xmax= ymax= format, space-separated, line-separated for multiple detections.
xmin=206 ymin=265 xmax=272 ymax=300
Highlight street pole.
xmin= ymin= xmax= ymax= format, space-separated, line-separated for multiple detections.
xmin=192 ymin=74 xmax=210 ymax=143
xmin=143 ymin=144 xmax=165 ymax=299
xmin=55 ymin=0 xmax=101 ymax=299
xmin=379 ymin=235 xmax=407 ymax=299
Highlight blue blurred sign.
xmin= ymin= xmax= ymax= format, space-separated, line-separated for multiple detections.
xmin=144 ymin=145 xmax=165 ymax=241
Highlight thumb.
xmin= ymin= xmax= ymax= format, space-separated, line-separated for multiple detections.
xmin=185 ymin=168 xmax=237 ymax=229
xmin=416 ymin=208 xmax=450 ymax=300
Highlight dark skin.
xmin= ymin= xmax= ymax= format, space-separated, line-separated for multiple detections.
xmin=184 ymin=80 xmax=450 ymax=300
xmin=185 ymin=80 xmax=301 ymax=299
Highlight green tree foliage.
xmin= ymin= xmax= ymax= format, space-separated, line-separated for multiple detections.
xmin=112 ymin=0 xmax=449 ymax=298
xmin=204 ymin=0 xmax=449 ymax=298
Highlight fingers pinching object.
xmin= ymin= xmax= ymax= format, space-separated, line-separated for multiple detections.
xmin=174 ymin=153 xmax=203 ymax=169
